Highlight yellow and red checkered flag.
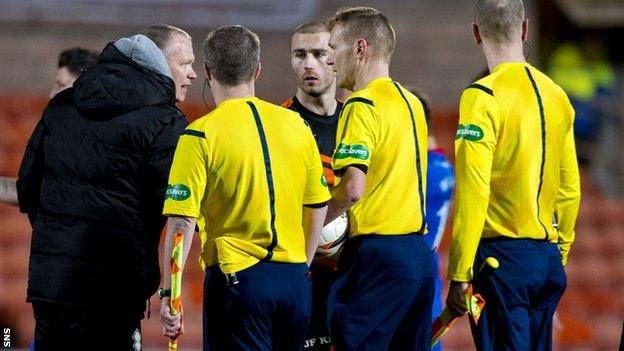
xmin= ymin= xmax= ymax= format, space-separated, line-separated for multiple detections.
xmin=431 ymin=257 xmax=499 ymax=348
xmin=431 ymin=288 xmax=485 ymax=347
xmin=168 ymin=232 xmax=184 ymax=351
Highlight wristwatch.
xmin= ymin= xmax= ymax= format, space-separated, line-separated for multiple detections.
xmin=158 ymin=288 xmax=171 ymax=300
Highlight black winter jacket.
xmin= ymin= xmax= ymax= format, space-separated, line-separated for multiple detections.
xmin=17 ymin=43 xmax=187 ymax=312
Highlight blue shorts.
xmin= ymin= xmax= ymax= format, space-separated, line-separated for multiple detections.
xmin=471 ymin=238 xmax=567 ymax=351
xmin=327 ymin=234 xmax=435 ymax=351
xmin=203 ymin=261 xmax=311 ymax=351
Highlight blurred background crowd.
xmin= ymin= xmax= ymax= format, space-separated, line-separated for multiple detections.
xmin=0 ymin=0 xmax=621 ymax=349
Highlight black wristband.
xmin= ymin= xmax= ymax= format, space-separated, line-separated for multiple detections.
xmin=158 ymin=288 xmax=171 ymax=300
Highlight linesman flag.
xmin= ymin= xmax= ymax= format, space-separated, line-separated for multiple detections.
xmin=431 ymin=257 xmax=499 ymax=348
xmin=431 ymin=289 xmax=486 ymax=347
xmin=168 ymin=232 xmax=184 ymax=351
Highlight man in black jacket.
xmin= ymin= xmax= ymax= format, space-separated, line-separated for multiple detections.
xmin=17 ymin=25 xmax=196 ymax=351
xmin=0 ymin=47 xmax=99 ymax=207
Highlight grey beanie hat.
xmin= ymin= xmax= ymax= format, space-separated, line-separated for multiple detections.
xmin=114 ymin=34 xmax=172 ymax=79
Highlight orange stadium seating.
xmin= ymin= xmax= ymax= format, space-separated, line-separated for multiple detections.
xmin=0 ymin=95 xmax=621 ymax=349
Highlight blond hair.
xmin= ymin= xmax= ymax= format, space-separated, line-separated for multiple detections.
xmin=328 ymin=7 xmax=395 ymax=62
xmin=475 ymin=0 xmax=525 ymax=43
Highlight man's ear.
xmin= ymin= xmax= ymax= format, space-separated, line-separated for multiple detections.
xmin=472 ymin=22 xmax=483 ymax=45
xmin=521 ymin=18 xmax=529 ymax=42
xmin=354 ymin=38 xmax=368 ymax=60
xmin=253 ymin=62 xmax=262 ymax=81
xmin=204 ymin=63 xmax=212 ymax=82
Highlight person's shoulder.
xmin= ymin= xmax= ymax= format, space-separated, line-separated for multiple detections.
xmin=147 ymin=104 xmax=185 ymax=120
xmin=38 ymin=89 xmax=78 ymax=128
xmin=280 ymin=96 xmax=310 ymax=117
xmin=255 ymin=99 xmax=315 ymax=137
xmin=184 ymin=113 xmax=211 ymax=133
xmin=257 ymin=98 xmax=303 ymax=121
xmin=390 ymin=80 xmax=422 ymax=105
xmin=43 ymin=88 xmax=76 ymax=115
xmin=281 ymin=97 xmax=295 ymax=110
xmin=343 ymin=89 xmax=376 ymax=110
xmin=128 ymin=104 xmax=187 ymax=132
xmin=114 ymin=105 xmax=186 ymax=144
xmin=51 ymin=87 xmax=74 ymax=104
xmin=459 ymin=73 xmax=500 ymax=111
xmin=464 ymin=74 xmax=496 ymax=99
xmin=531 ymin=67 xmax=570 ymax=99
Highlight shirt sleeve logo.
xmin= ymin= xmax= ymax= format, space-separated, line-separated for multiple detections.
xmin=321 ymin=174 xmax=328 ymax=187
xmin=166 ymin=184 xmax=191 ymax=201
xmin=455 ymin=124 xmax=484 ymax=141
xmin=334 ymin=143 xmax=369 ymax=160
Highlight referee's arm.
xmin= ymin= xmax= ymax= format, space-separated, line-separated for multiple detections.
xmin=325 ymin=166 xmax=365 ymax=225
xmin=555 ymin=121 xmax=581 ymax=266
xmin=447 ymin=90 xmax=498 ymax=283
xmin=160 ymin=215 xmax=196 ymax=338
xmin=326 ymin=98 xmax=375 ymax=224
xmin=446 ymin=91 xmax=498 ymax=316
xmin=303 ymin=205 xmax=328 ymax=266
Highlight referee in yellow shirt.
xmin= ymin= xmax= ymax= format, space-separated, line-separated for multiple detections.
xmin=446 ymin=1 xmax=581 ymax=350
xmin=159 ymin=25 xmax=331 ymax=350
xmin=325 ymin=7 xmax=434 ymax=350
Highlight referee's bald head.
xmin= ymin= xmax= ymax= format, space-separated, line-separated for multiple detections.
xmin=475 ymin=0 xmax=525 ymax=43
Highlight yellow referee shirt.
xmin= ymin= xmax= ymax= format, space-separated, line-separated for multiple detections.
xmin=332 ymin=77 xmax=428 ymax=237
xmin=448 ymin=63 xmax=581 ymax=282
xmin=163 ymin=97 xmax=331 ymax=274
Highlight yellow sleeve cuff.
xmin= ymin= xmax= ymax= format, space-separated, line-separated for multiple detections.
xmin=446 ymin=273 xmax=472 ymax=282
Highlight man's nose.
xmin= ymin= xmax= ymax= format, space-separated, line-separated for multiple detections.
xmin=303 ymin=54 xmax=315 ymax=69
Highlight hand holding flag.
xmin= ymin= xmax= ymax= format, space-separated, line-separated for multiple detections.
xmin=168 ymin=232 xmax=184 ymax=351
xmin=433 ymin=257 xmax=499 ymax=348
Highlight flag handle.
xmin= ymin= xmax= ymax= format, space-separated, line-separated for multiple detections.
xmin=168 ymin=232 xmax=184 ymax=351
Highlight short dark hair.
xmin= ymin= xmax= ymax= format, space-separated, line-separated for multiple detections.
xmin=203 ymin=25 xmax=260 ymax=86
xmin=58 ymin=47 xmax=99 ymax=76
xmin=140 ymin=24 xmax=192 ymax=56
xmin=328 ymin=7 xmax=395 ymax=63
xmin=291 ymin=21 xmax=330 ymax=52
xmin=293 ymin=21 xmax=329 ymax=36
xmin=475 ymin=0 xmax=525 ymax=43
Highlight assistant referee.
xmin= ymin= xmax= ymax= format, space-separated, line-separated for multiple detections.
xmin=446 ymin=1 xmax=581 ymax=350
xmin=159 ymin=25 xmax=330 ymax=351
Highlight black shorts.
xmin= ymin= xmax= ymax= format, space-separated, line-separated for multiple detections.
xmin=32 ymin=301 xmax=143 ymax=351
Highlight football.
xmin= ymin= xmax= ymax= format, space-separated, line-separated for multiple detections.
xmin=315 ymin=212 xmax=349 ymax=260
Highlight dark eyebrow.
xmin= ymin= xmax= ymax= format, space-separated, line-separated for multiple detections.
xmin=311 ymin=49 xmax=329 ymax=55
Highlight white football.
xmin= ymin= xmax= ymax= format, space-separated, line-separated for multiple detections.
xmin=315 ymin=212 xmax=348 ymax=260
